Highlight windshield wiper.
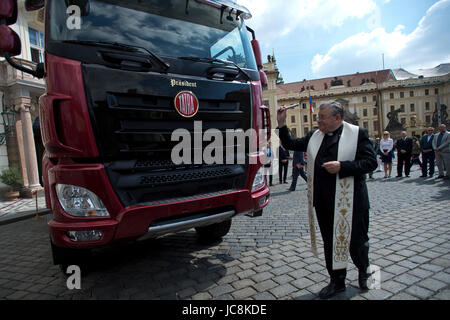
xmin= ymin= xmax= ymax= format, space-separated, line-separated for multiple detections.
xmin=178 ymin=56 xmax=251 ymax=81
xmin=63 ymin=40 xmax=170 ymax=72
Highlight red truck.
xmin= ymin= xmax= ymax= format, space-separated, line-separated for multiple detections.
xmin=0 ymin=0 xmax=270 ymax=267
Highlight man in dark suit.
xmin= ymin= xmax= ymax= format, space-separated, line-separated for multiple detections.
xmin=277 ymin=100 xmax=377 ymax=299
xmin=420 ymin=127 xmax=435 ymax=177
xmin=288 ymin=151 xmax=307 ymax=191
xmin=278 ymin=145 xmax=290 ymax=184
xmin=395 ymin=131 xmax=413 ymax=177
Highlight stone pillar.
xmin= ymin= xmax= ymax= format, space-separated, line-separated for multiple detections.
xmin=14 ymin=115 xmax=29 ymax=188
xmin=14 ymin=98 xmax=42 ymax=191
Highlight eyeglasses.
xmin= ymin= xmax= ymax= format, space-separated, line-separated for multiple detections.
xmin=318 ymin=115 xmax=336 ymax=121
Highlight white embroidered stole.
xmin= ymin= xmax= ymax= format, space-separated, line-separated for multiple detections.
xmin=306 ymin=130 xmax=324 ymax=257
xmin=306 ymin=122 xmax=359 ymax=269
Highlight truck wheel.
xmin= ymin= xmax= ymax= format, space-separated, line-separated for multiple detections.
xmin=50 ymin=240 xmax=91 ymax=273
xmin=195 ymin=219 xmax=231 ymax=242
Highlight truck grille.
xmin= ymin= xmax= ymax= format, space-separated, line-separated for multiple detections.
xmin=82 ymin=67 xmax=252 ymax=206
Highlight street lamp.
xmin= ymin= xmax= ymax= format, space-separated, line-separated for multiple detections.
xmin=0 ymin=106 xmax=16 ymax=145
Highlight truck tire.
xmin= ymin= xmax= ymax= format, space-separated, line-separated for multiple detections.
xmin=195 ymin=219 xmax=231 ymax=242
xmin=50 ymin=240 xmax=91 ymax=273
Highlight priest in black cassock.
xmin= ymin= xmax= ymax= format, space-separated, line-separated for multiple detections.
xmin=277 ymin=100 xmax=377 ymax=299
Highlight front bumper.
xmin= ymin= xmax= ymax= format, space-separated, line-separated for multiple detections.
xmin=47 ymin=164 xmax=270 ymax=248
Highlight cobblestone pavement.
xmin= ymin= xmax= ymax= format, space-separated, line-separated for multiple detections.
xmin=0 ymin=166 xmax=449 ymax=300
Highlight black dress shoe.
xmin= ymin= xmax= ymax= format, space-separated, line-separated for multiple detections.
xmin=318 ymin=280 xmax=346 ymax=299
xmin=358 ymin=270 xmax=370 ymax=292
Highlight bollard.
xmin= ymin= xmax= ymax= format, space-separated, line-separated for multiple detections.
xmin=33 ymin=191 xmax=43 ymax=220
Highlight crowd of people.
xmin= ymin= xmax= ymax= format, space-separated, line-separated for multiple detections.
xmin=266 ymin=100 xmax=449 ymax=299
xmin=264 ymin=123 xmax=450 ymax=186
xmin=372 ymin=124 xmax=450 ymax=180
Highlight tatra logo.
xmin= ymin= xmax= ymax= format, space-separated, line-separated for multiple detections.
xmin=171 ymin=79 xmax=197 ymax=88
xmin=174 ymin=91 xmax=199 ymax=118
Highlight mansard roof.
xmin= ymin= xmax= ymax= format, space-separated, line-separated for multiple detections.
xmin=276 ymin=69 xmax=395 ymax=95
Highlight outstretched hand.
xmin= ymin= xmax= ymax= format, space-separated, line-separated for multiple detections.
xmin=277 ymin=106 xmax=287 ymax=127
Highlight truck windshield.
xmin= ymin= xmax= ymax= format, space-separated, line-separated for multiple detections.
xmin=48 ymin=0 xmax=257 ymax=70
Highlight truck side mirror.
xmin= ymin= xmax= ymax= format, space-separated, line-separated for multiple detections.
xmin=246 ymin=26 xmax=268 ymax=88
xmin=0 ymin=0 xmax=44 ymax=78
xmin=251 ymin=39 xmax=263 ymax=70
xmin=25 ymin=0 xmax=45 ymax=11
xmin=259 ymin=69 xmax=268 ymax=88
xmin=0 ymin=0 xmax=20 ymax=56
xmin=0 ymin=0 xmax=18 ymax=25
xmin=0 ymin=25 xmax=21 ymax=56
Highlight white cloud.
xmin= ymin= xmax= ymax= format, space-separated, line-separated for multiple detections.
xmin=311 ymin=0 xmax=450 ymax=77
xmin=239 ymin=0 xmax=377 ymax=48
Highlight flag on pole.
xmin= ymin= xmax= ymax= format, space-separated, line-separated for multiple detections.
xmin=309 ymin=96 xmax=314 ymax=114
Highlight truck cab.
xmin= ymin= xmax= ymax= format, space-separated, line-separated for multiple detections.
xmin=0 ymin=0 xmax=270 ymax=267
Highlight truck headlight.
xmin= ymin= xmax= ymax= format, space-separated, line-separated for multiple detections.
xmin=252 ymin=167 xmax=265 ymax=192
xmin=56 ymin=184 xmax=110 ymax=217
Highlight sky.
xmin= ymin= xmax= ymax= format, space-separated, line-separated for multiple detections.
xmin=239 ymin=0 xmax=450 ymax=83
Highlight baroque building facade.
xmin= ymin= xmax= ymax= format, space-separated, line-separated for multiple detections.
xmin=0 ymin=1 xmax=45 ymax=192
xmin=262 ymin=57 xmax=450 ymax=141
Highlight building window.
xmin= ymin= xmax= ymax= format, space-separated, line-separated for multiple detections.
xmin=390 ymin=93 xmax=394 ymax=99
xmin=410 ymin=91 xmax=414 ymax=97
xmin=362 ymin=96 xmax=367 ymax=103
xmin=363 ymin=109 xmax=368 ymax=117
xmin=390 ymin=105 xmax=395 ymax=112
xmin=291 ymin=128 xmax=297 ymax=138
xmin=435 ymin=88 xmax=439 ymax=94
xmin=302 ymin=103 xmax=307 ymax=109
xmin=400 ymin=92 xmax=404 ymax=98
xmin=425 ymin=89 xmax=429 ymax=96
xmin=400 ymin=104 xmax=405 ymax=112
xmin=28 ymin=27 xmax=44 ymax=63
xmin=303 ymin=115 xmax=308 ymax=123
xmin=303 ymin=127 xmax=309 ymax=136
xmin=373 ymin=120 xmax=379 ymax=132
xmin=373 ymin=107 xmax=377 ymax=116
xmin=425 ymin=102 xmax=430 ymax=111
xmin=410 ymin=104 xmax=415 ymax=112
xmin=291 ymin=115 xmax=296 ymax=123
xmin=363 ymin=122 xmax=368 ymax=129
xmin=410 ymin=117 xmax=416 ymax=127
xmin=313 ymin=114 xmax=317 ymax=122
xmin=372 ymin=95 xmax=376 ymax=102
xmin=426 ymin=115 xmax=431 ymax=124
